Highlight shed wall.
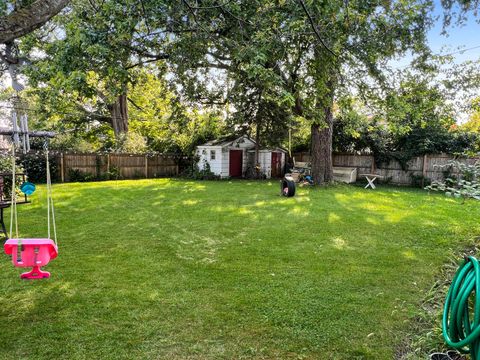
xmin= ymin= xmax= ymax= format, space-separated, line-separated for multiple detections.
xmin=252 ymin=150 xmax=286 ymax=178
xmin=196 ymin=146 xmax=223 ymax=176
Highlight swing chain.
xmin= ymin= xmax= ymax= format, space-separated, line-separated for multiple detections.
xmin=8 ymin=111 xmax=58 ymax=246
xmin=44 ymin=141 xmax=57 ymax=246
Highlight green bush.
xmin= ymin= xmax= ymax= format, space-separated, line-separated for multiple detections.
xmin=106 ymin=165 xmax=121 ymax=180
xmin=181 ymin=159 xmax=220 ymax=180
xmin=426 ymin=161 xmax=480 ymax=201
xmin=411 ymin=174 xmax=431 ymax=188
xmin=0 ymin=153 xmax=26 ymax=198
xmin=67 ymin=168 xmax=93 ymax=182
xmin=20 ymin=152 xmax=59 ymax=183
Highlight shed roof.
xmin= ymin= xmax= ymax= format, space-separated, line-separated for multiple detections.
xmin=199 ymin=134 xmax=256 ymax=147
xmin=247 ymin=147 xmax=288 ymax=153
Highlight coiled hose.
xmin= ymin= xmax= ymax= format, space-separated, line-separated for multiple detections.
xmin=443 ymin=256 xmax=480 ymax=359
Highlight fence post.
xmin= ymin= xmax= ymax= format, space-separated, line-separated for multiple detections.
xmin=95 ymin=154 xmax=99 ymax=179
xmin=422 ymin=154 xmax=428 ymax=188
xmin=60 ymin=152 xmax=65 ymax=182
xmin=145 ymin=155 xmax=148 ymax=178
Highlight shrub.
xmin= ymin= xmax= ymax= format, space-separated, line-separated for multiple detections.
xmin=0 ymin=153 xmax=25 ymax=198
xmin=411 ymin=174 xmax=431 ymax=188
xmin=425 ymin=161 xmax=480 ymax=201
xmin=107 ymin=165 xmax=121 ymax=180
xmin=67 ymin=168 xmax=93 ymax=182
xmin=114 ymin=133 xmax=148 ymax=154
xmin=181 ymin=159 xmax=220 ymax=180
xmin=20 ymin=151 xmax=59 ymax=183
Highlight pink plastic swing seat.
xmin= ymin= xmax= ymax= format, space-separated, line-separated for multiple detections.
xmin=4 ymin=239 xmax=58 ymax=279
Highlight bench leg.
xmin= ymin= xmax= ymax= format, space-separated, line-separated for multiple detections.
xmin=365 ymin=176 xmax=377 ymax=189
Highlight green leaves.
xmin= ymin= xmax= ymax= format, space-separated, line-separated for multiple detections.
xmin=426 ymin=161 xmax=480 ymax=201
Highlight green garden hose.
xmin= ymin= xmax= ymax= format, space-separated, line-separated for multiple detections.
xmin=443 ymin=256 xmax=480 ymax=359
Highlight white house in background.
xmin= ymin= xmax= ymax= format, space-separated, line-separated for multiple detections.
xmin=196 ymin=135 xmax=287 ymax=178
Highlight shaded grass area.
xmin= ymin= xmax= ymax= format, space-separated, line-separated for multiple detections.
xmin=1 ymin=179 xmax=479 ymax=359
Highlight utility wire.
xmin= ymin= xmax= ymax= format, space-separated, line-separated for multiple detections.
xmin=391 ymin=44 xmax=480 ymax=70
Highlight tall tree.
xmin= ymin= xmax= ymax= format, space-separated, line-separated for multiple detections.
xmin=173 ymin=0 xmax=433 ymax=184
xmin=23 ymin=0 xmax=175 ymax=139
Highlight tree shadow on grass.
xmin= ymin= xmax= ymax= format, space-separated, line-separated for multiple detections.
xmin=1 ymin=180 xmax=479 ymax=359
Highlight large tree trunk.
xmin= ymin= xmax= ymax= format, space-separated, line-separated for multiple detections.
xmin=110 ymin=94 xmax=129 ymax=138
xmin=0 ymin=0 xmax=70 ymax=44
xmin=322 ymin=103 xmax=333 ymax=183
xmin=310 ymin=95 xmax=334 ymax=186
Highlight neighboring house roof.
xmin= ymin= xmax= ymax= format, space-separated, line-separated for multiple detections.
xmin=199 ymin=134 xmax=256 ymax=147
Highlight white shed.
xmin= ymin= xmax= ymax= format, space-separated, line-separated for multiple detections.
xmin=196 ymin=135 xmax=256 ymax=178
xmin=247 ymin=148 xmax=287 ymax=179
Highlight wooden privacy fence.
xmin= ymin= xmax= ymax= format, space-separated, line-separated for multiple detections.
xmin=58 ymin=153 xmax=179 ymax=182
xmin=293 ymin=152 xmax=480 ymax=186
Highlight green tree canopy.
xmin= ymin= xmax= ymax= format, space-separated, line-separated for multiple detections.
xmin=172 ymin=0 xmax=434 ymax=184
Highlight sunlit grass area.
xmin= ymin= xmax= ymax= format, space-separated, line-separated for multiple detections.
xmin=1 ymin=179 xmax=479 ymax=359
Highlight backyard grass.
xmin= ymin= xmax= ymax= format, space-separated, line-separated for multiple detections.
xmin=1 ymin=179 xmax=479 ymax=359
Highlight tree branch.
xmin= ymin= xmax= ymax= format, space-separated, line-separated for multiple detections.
xmin=127 ymin=97 xmax=144 ymax=111
xmin=0 ymin=0 xmax=70 ymax=44
xmin=126 ymin=54 xmax=169 ymax=69
xmin=296 ymin=0 xmax=337 ymax=57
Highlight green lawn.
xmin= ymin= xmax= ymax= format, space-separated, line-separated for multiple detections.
xmin=1 ymin=179 xmax=479 ymax=359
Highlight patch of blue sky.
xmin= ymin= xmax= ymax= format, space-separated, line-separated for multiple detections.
xmin=392 ymin=0 xmax=480 ymax=70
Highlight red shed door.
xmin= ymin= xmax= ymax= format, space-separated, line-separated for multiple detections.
xmin=229 ymin=150 xmax=243 ymax=177
xmin=271 ymin=152 xmax=282 ymax=178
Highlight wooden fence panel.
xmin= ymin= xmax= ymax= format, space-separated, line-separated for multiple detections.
xmin=109 ymin=154 xmax=147 ymax=179
xmin=63 ymin=154 xmax=107 ymax=181
xmin=59 ymin=152 xmax=179 ymax=181
xmin=58 ymin=151 xmax=480 ymax=185
xmin=147 ymin=155 xmax=178 ymax=177
xmin=293 ymin=152 xmax=480 ymax=186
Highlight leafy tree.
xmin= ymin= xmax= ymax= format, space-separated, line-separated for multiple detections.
xmin=441 ymin=0 xmax=480 ymax=28
xmin=0 ymin=0 xmax=70 ymax=109
xmin=22 ymin=67 xmax=225 ymax=154
xmin=333 ymin=78 xmax=480 ymax=167
xmin=462 ymin=116 xmax=480 ymax=133
xmin=128 ymin=70 xmax=225 ymax=154
xmin=461 ymin=99 xmax=480 ymax=133
xmin=22 ymin=0 xmax=176 ymax=139
xmin=173 ymin=0 xmax=433 ymax=184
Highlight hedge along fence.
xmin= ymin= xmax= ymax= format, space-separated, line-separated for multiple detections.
xmin=293 ymin=152 xmax=480 ymax=186
xmin=58 ymin=153 xmax=180 ymax=182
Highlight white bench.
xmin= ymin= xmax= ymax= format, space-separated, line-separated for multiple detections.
xmin=333 ymin=167 xmax=357 ymax=184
